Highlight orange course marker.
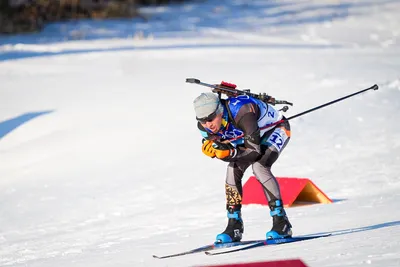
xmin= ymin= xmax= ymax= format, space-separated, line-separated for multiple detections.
xmin=242 ymin=176 xmax=333 ymax=207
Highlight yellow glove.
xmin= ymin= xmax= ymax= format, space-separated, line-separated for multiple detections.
xmin=202 ymin=140 xmax=216 ymax=158
xmin=214 ymin=142 xmax=237 ymax=159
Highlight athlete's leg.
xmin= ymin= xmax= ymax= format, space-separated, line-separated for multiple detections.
xmin=225 ymin=161 xmax=251 ymax=208
xmin=216 ymin=161 xmax=251 ymax=243
xmin=253 ymin=121 xmax=291 ymax=201
xmin=252 ymin=121 xmax=293 ymax=239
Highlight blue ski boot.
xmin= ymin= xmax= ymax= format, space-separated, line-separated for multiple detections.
xmin=215 ymin=206 xmax=243 ymax=244
xmin=266 ymin=200 xmax=292 ymax=239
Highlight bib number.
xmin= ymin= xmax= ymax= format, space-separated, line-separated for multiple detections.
xmin=263 ymin=127 xmax=289 ymax=152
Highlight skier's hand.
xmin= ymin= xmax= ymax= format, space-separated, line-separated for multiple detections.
xmin=202 ymin=139 xmax=216 ymax=158
xmin=213 ymin=141 xmax=237 ymax=160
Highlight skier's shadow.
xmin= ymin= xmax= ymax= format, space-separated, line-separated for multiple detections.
xmin=315 ymin=220 xmax=400 ymax=237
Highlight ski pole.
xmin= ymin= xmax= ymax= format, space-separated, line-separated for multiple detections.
xmin=284 ymin=84 xmax=378 ymax=121
xmin=228 ymin=84 xmax=379 ymax=141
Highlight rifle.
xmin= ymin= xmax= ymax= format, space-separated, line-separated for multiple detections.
xmin=186 ymin=78 xmax=293 ymax=109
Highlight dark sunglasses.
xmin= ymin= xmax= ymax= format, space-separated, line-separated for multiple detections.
xmin=197 ymin=110 xmax=218 ymax=124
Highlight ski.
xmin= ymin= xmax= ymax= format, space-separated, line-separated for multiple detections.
xmin=152 ymin=240 xmax=259 ymax=259
xmin=205 ymin=233 xmax=331 ymax=256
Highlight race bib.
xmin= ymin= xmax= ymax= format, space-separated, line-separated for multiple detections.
xmin=262 ymin=127 xmax=290 ymax=152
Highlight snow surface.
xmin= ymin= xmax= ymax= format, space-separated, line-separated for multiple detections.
xmin=0 ymin=0 xmax=400 ymax=266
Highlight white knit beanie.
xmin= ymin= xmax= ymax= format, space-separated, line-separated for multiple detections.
xmin=193 ymin=92 xmax=223 ymax=119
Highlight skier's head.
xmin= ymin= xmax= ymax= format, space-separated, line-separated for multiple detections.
xmin=193 ymin=92 xmax=224 ymax=133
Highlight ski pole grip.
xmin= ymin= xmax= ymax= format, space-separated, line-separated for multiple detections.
xmin=186 ymin=78 xmax=200 ymax=84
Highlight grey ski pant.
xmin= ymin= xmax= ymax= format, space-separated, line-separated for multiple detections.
xmin=224 ymin=122 xmax=291 ymax=208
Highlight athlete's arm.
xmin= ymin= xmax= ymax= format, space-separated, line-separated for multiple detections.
xmin=217 ymin=103 xmax=262 ymax=162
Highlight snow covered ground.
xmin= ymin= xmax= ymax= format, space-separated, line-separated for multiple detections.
xmin=0 ymin=0 xmax=400 ymax=266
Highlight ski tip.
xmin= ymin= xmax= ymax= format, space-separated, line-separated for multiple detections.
xmin=204 ymin=251 xmax=213 ymax=256
xmin=152 ymin=255 xmax=162 ymax=259
xmin=373 ymin=84 xmax=379 ymax=90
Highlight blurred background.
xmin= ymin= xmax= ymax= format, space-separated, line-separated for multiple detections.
xmin=0 ymin=0 xmax=190 ymax=34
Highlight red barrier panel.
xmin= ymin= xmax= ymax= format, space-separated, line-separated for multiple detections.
xmin=242 ymin=176 xmax=332 ymax=207
xmin=197 ymin=259 xmax=308 ymax=267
